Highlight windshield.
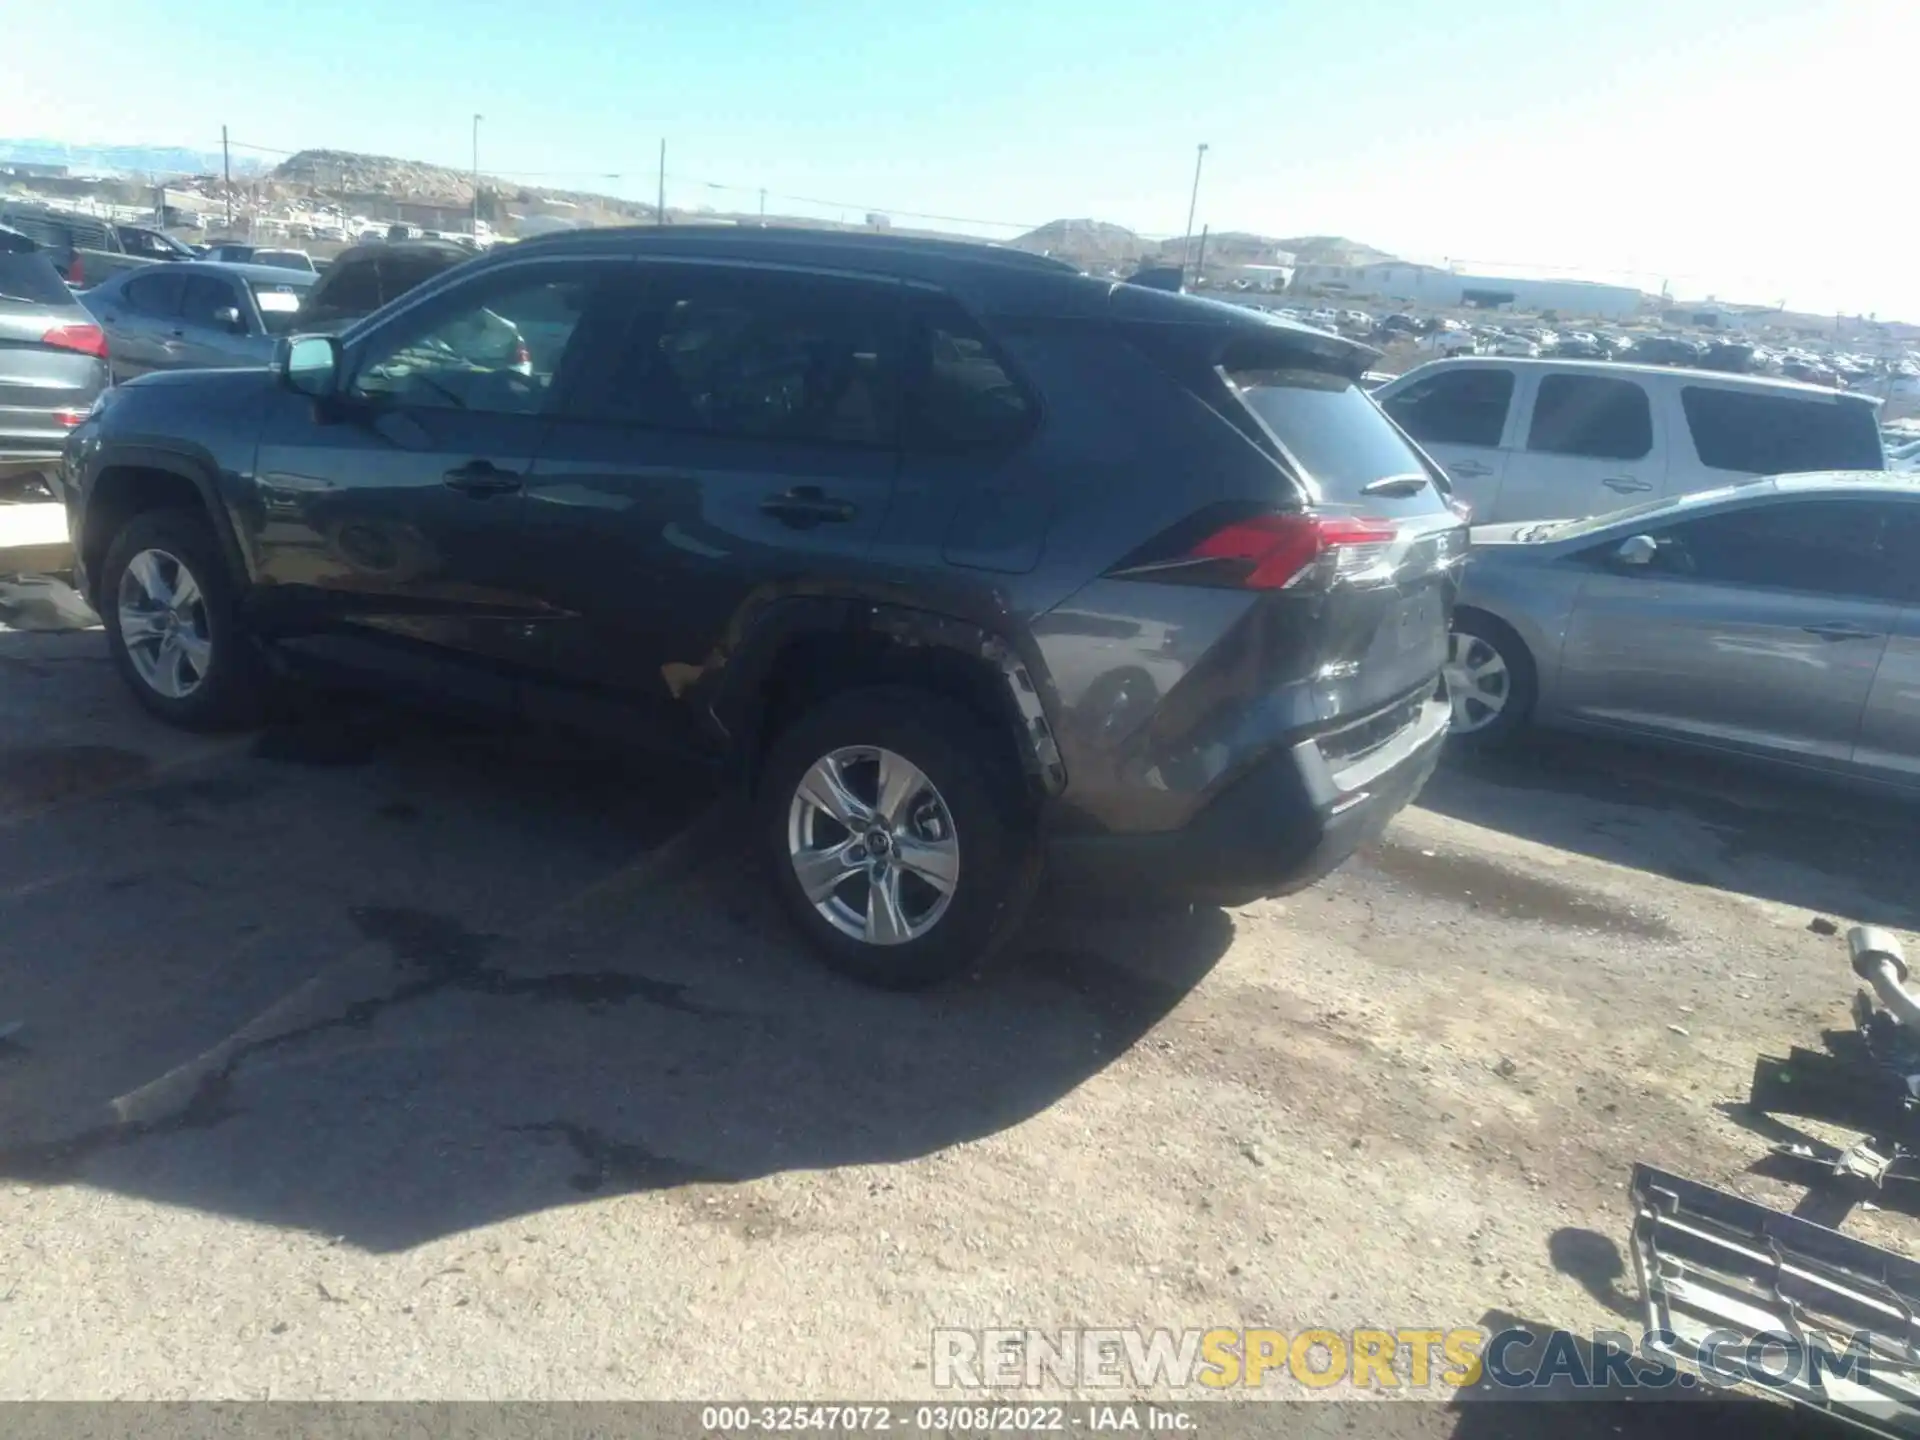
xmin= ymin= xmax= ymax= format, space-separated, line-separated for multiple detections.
xmin=248 ymin=279 xmax=311 ymax=335
xmin=1545 ymin=480 xmax=1770 ymax=539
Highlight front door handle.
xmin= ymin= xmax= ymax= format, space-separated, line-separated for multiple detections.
xmin=1803 ymin=623 xmax=1881 ymax=642
xmin=1446 ymin=460 xmax=1491 ymax=478
xmin=760 ymin=485 xmax=855 ymax=527
xmin=442 ymin=459 xmax=523 ymax=497
xmin=1602 ymin=476 xmax=1653 ymax=493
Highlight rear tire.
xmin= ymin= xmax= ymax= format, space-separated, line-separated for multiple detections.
xmin=1445 ymin=611 xmax=1535 ymax=748
xmin=101 ymin=508 xmax=265 ymax=731
xmin=757 ymin=686 xmax=1039 ymax=989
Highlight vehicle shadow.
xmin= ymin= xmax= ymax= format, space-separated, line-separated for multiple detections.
xmin=1420 ymin=730 xmax=1920 ymax=930
xmin=0 ymin=627 xmax=1234 ymax=1251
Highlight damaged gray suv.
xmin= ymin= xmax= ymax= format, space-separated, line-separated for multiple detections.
xmin=60 ymin=227 xmax=1462 ymax=987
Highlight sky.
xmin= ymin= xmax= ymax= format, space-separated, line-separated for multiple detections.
xmin=4 ymin=0 xmax=1913 ymax=318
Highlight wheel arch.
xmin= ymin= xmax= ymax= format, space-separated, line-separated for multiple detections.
xmin=81 ymin=447 xmax=249 ymax=611
xmin=705 ymin=596 xmax=1066 ymax=801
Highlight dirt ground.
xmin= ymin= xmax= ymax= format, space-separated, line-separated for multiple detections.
xmin=0 ymin=592 xmax=1912 ymax=1433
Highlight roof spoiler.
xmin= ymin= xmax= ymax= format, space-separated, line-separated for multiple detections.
xmin=1123 ymin=265 xmax=1186 ymax=293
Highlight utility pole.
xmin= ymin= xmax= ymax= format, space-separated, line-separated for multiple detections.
xmin=471 ymin=114 xmax=484 ymax=236
xmin=1193 ymin=224 xmax=1210 ymax=286
xmin=759 ymin=187 xmax=766 ymax=220
xmin=657 ymin=139 xmax=667 ymax=224
xmin=222 ymin=125 xmax=232 ymax=229
xmin=1180 ymin=142 xmax=1209 ymax=277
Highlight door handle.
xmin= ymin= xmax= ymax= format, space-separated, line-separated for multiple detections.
xmin=442 ymin=459 xmax=524 ymax=497
xmin=1602 ymin=476 xmax=1653 ymax=493
xmin=1445 ymin=460 xmax=1491 ymax=477
xmin=760 ymin=485 xmax=855 ymax=527
xmin=1802 ymin=623 xmax=1881 ymax=642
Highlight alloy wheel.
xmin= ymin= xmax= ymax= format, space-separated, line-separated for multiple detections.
xmin=117 ymin=547 xmax=213 ymax=700
xmin=787 ymin=745 xmax=960 ymax=946
xmin=1444 ymin=631 xmax=1510 ymax=733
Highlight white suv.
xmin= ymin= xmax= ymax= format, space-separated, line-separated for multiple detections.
xmin=1374 ymin=357 xmax=1886 ymax=523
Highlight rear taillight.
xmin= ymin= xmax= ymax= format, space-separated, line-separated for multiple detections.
xmin=512 ymin=340 xmax=531 ymax=367
xmin=66 ymin=255 xmax=83 ymax=286
xmin=1182 ymin=513 xmax=1401 ymax=591
xmin=53 ymin=408 xmax=88 ymax=428
xmin=42 ymin=323 xmax=108 ymax=359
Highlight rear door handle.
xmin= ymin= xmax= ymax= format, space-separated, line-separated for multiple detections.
xmin=1602 ymin=476 xmax=1653 ymax=493
xmin=760 ymin=485 xmax=855 ymax=527
xmin=1802 ymin=623 xmax=1881 ymax=642
xmin=442 ymin=459 xmax=523 ymax=497
xmin=1445 ymin=460 xmax=1491 ymax=477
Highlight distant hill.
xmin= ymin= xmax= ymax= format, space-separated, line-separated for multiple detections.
xmin=1011 ymin=219 xmax=1397 ymax=274
xmin=272 ymin=150 xmax=656 ymax=222
xmin=0 ymin=138 xmax=271 ymax=179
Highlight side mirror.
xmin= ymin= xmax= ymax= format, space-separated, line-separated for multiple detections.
xmin=213 ymin=305 xmax=245 ymax=334
xmin=281 ymin=334 xmax=341 ymax=398
xmin=1614 ymin=534 xmax=1659 ymax=567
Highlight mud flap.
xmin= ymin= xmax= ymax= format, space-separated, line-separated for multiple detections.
xmin=1630 ymin=1163 xmax=1920 ymax=1435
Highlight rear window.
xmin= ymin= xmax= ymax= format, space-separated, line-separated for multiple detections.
xmin=1237 ymin=369 xmax=1447 ymax=512
xmin=0 ymin=252 xmax=75 ymax=306
xmin=1681 ymin=386 xmax=1883 ymax=473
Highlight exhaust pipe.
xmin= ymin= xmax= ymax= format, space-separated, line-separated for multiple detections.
xmin=1848 ymin=924 xmax=1920 ymax=1030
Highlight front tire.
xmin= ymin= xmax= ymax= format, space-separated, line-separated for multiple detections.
xmin=757 ymin=687 xmax=1038 ymax=989
xmin=101 ymin=508 xmax=265 ymax=730
xmin=1444 ymin=611 xmax=1536 ymax=747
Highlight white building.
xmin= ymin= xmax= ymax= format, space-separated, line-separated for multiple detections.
xmin=1292 ymin=261 xmax=1646 ymax=319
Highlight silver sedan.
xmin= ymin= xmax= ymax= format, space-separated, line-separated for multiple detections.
xmin=1445 ymin=473 xmax=1920 ymax=786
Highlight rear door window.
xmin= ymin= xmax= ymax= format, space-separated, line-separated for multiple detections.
xmin=591 ymin=266 xmax=902 ymax=449
xmin=901 ymin=297 xmax=1035 ymax=454
xmin=1527 ymin=374 xmax=1652 ymax=459
xmin=1381 ymin=368 xmax=1514 ymax=448
xmin=180 ymin=275 xmax=242 ymax=330
xmin=1681 ymin=386 xmax=1884 ymax=473
xmin=121 ymin=271 xmax=185 ymax=317
xmin=1237 ymin=369 xmax=1449 ymax=516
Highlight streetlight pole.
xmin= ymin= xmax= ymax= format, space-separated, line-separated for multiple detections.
xmin=471 ymin=114 xmax=484 ymax=237
xmin=1180 ymin=142 xmax=1209 ymax=280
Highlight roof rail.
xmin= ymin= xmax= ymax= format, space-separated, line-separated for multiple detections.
xmin=506 ymin=224 xmax=1082 ymax=274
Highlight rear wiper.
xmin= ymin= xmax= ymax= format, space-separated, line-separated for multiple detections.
xmin=1360 ymin=473 xmax=1431 ymax=497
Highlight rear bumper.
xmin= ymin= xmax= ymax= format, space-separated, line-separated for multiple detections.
xmin=1046 ymin=685 xmax=1451 ymax=905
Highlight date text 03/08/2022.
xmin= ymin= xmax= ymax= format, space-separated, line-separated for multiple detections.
xmin=701 ymin=1405 xmax=1183 ymax=1433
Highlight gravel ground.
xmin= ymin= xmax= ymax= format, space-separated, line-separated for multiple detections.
xmin=0 ymin=598 xmax=1912 ymax=1434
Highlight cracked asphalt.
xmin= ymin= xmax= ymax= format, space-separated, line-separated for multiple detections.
xmin=1 ymin=597 xmax=1916 ymax=1432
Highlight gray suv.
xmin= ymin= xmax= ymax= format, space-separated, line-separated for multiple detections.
xmin=59 ymin=227 xmax=1462 ymax=986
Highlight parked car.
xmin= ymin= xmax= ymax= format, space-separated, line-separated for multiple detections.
xmin=1887 ymin=436 xmax=1920 ymax=473
xmin=1419 ymin=324 xmax=1477 ymax=357
xmin=1626 ymin=335 xmax=1705 ymax=366
xmin=249 ymin=248 xmax=317 ymax=275
xmin=0 ymin=247 xmax=108 ymax=500
xmin=60 ymin=228 xmax=1463 ymax=987
xmin=386 ymin=223 xmax=424 ymax=242
xmin=1485 ymin=333 xmax=1541 ymax=358
xmin=115 ymin=225 xmax=200 ymax=262
xmin=290 ymin=239 xmax=475 ymax=333
xmin=0 ymin=201 xmax=134 ymax=287
xmin=1374 ymin=357 xmax=1885 ymax=524
xmin=1446 ymin=475 xmax=1920 ymax=790
xmin=80 ymin=262 xmax=317 ymax=381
